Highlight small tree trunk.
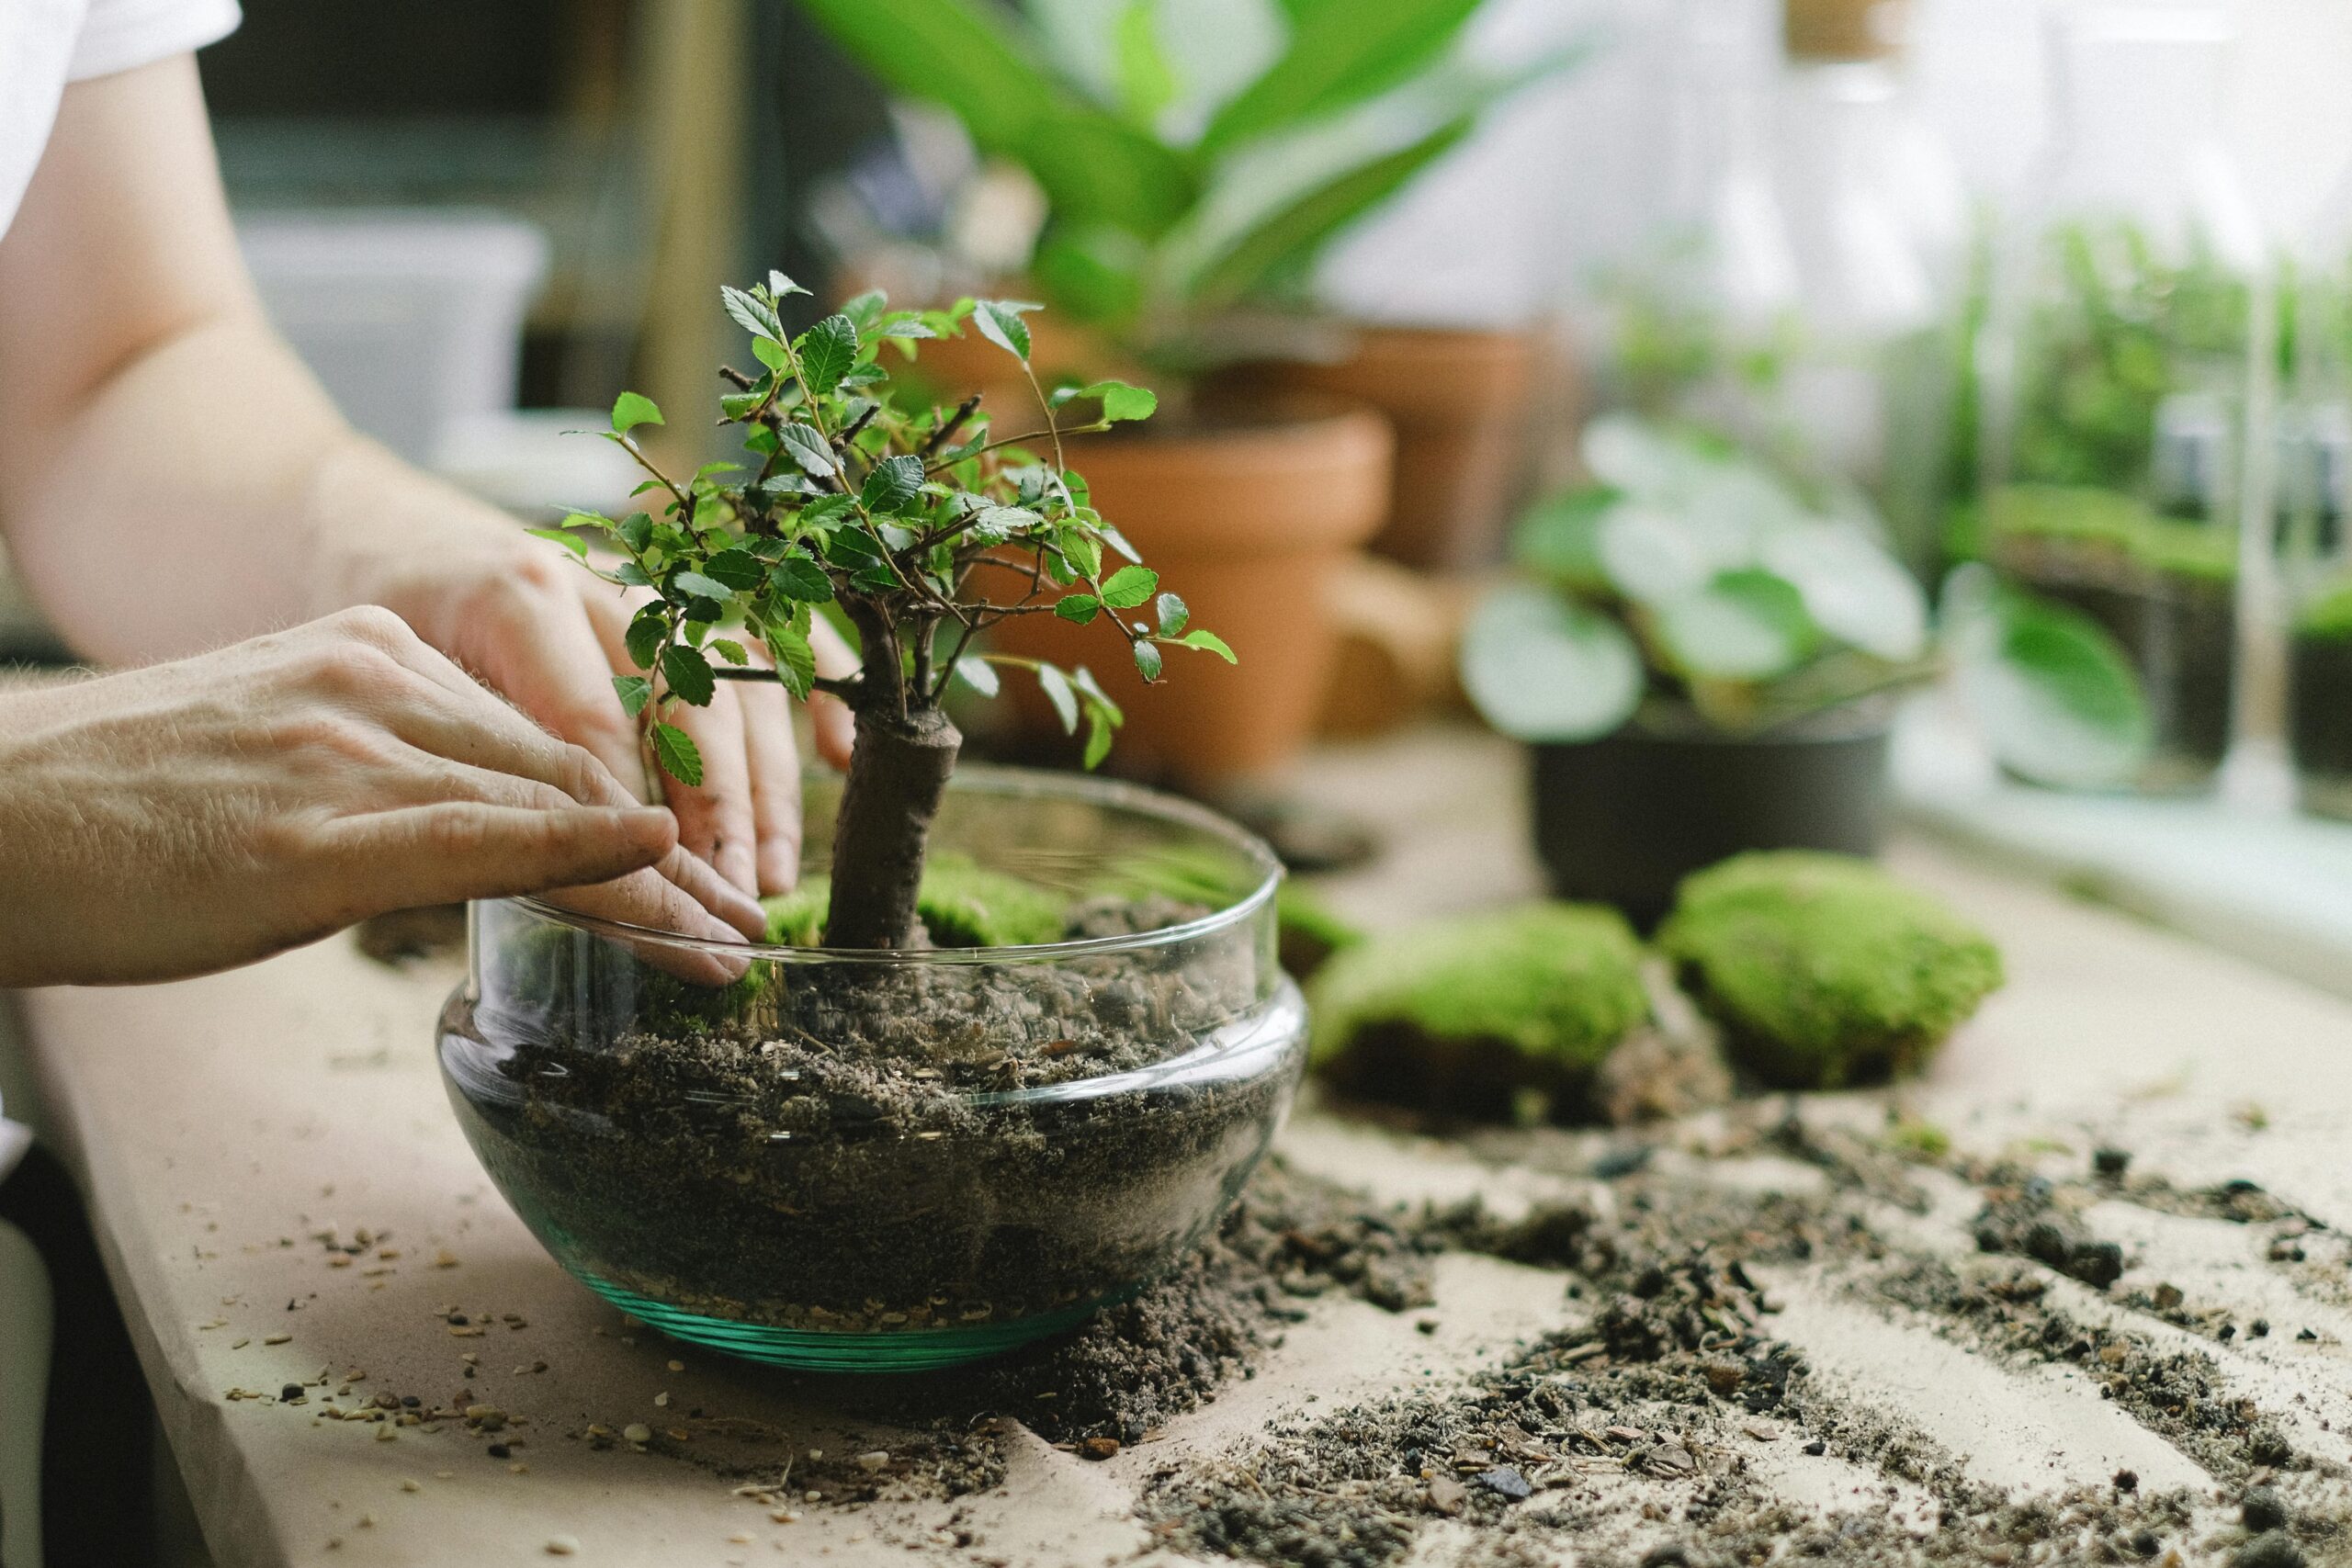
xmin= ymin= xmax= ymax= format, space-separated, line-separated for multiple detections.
xmin=824 ymin=705 xmax=962 ymax=948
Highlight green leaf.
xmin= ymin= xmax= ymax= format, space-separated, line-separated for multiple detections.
xmin=964 ymin=504 xmax=1042 ymax=544
xmin=752 ymin=335 xmax=789 ymax=374
xmin=612 ymin=675 xmax=652 ymax=717
xmin=710 ymin=637 xmax=749 ymax=666
xmin=763 ymin=619 xmax=816 ymax=701
xmin=662 ymin=644 xmax=717 ymax=707
xmin=617 ymin=512 xmax=654 ymax=551
xmin=624 ymin=609 xmax=668 ymax=672
xmin=1057 ymin=592 xmax=1102 ymax=625
xmin=797 ymin=315 xmax=860 ymax=396
xmin=702 ymin=548 xmax=766 ymax=591
xmin=611 ymin=391 xmax=663 ymax=435
xmin=860 ymin=454 xmax=926 ymax=513
xmin=1082 ymin=704 xmax=1115 ymax=770
xmin=768 ymin=270 xmax=809 ymax=299
xmin=770 ymin=556 xmax=835 ymax=603
xmin=1459 ymin=584 xmax=1642 ymax=742
xmin=1071 ymin=666 xmax=1125 ymax=726
xmin=953 ymin=657 xmax=1001 ymax=697
xmin=651 ymin=723 xmax=704 ymax=788
xmin=1092 ymin=379 xmax=1158 ymax=423
xmin=1101 ymin=564 xmax=1159 ymax=609
xmin=527 ymin=526 xmax=589 ymax=558
xmin=1133 ymin=640 xmax=1165 ymax=682
xmin=1186 ymin=116 xmax=1474 ymax=310
xmin=721 ymin=284 xmax=781 ymax=341
xmin=1655 ymin=570 xmax=1817 ymax=682
xmin=1177 ymin=628 xmax=1237 ymax=663
xmin=1112 ymin=0 xmax=1178 ymax=128
xmin=1200 ymin=0 xmax=1483 ymax=154
xmin=1036 ymin=664 xmax=1080 ymax=733
xmin=1155 ymin=592 xmax=1189 ymax=637
xmin=670 ymin=570 xmax=736 ymax=606
xmin=1947 ymin=565 xmax=2153 ymax=788
xmin=1512 ymin=488 xmax=1616 ymax=589
xmin=972 ymin=299 xmax=1040 ymax=363
xmin=613 ymin=562 xmax=652 ymax=588
xmin=1032 ymin=224 xmax=1149 ymax=329
xmin=1760 ymin=524 xmax=1929 ymax=662
xmin=778 ymin=423 xmax=838 ymax=478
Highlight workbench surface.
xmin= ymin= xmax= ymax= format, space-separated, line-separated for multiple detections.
xmin=20 ymin=728 xmax=2352 ymax=1566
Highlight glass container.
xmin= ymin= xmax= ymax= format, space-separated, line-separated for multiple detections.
xmin=1980 ymin=0 xmax=2272 ymax=794
xmin=438 ymin=768 xmax=1306 ymax=1371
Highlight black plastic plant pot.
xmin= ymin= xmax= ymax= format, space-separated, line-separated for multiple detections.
xmin=2290 ymin=632 xmax=2352 ymax=821
xmin=1529 ymin=705 xmax=1892 ymax=932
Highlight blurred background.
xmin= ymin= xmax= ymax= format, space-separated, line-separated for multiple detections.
xmin=10 ymin=0 xmax=2346 ymax=983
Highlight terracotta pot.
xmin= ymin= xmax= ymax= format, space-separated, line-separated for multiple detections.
xmin=988 ymin=397 xmax=1394 ymax=787
xmin=1238 ymin=325 xmax=1541 ymax=571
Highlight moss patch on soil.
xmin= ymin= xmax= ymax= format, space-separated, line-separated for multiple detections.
xmin=1306 ymin=904 xmax=1651 ymax=1123
xmin=1658 ymin=852 xmax=2003 ymax=1089
xmin=758 ymin=854 xmax=1069 ymax=948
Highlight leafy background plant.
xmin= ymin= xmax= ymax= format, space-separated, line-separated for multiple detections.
xmin=794 ymin=0 xmax=1590 ymax=367
xmin=1463 ymin=415 xmax=2154 ymax=788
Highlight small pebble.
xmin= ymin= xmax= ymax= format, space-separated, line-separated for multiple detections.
xmin=667 ymin=1359 xmax=685 ymax=1372
xmin=2243 ymin=1487 xmax=2290 ymax=1533
xmin=1078 ymin=1438 xmax=1119 ymax=1461
xmin=855 ymin=1450 xmax=890 ymax=1472
xmin=399 ymin=1479 xmax=421 ymax=1493
xmin=624 ymin=1424 xmax=653 ymax=1444
xmin=2233 ymin=1531 xmax=2307 ymax=1568
xmin=281 ymin=1384 xmax=305 ymax=1402
xmin=2113 ymin=1468 xmax=2138 ymax=1493
xmin=545 ymin=1537 xmax=579 ymax=1557
xmin=487 ymin=1442 xmax=512 ymax=1460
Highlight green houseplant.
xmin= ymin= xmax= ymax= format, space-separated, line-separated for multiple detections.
xmin=1462 ymin=415 xmax=2152 ymax=925
xmin=437 ymin=280 xmax=1308 ymax=1371
xmin=793 ymin=0 xmax=1584 ymax=780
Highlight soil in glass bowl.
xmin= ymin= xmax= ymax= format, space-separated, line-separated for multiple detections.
xmin=2291 ymin=626 xmax=2352 ymax=820
xmin=438 ymin=769 xmax=1307 ymax=1372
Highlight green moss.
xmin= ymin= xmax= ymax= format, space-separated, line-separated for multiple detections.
xmin=1307 ymin=904 xmax=1650 ymax=1122
xmin=1985 ymin=484 xmax=2238 ymax=585
xmin=1275 ymin=884 xmax=1365 ymax=982
xmin=757 ymin=856 xmax=1068 ymax=950
xmin=912 ymin=854 xmax=1069 ymax=948
xmin=1657 ymin=852 xmax=2003 ymax=1090
xmin=2297 ymin=576 xmax=2352 ymax=642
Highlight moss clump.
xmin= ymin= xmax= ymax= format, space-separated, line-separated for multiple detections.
xmin=2297 ymin=576 xmax=2352 ymax=642
xmin=1275 ymin=884 xmax=1365 ymax=983
xmin=759 ymin=855 xmax=1067 ymax=950
xmin=1307 ymin=904 xmax=1650 ymax=1122
xmin=1657 ymin=852 xmax=2002 ymax=1090
xmin=1986 ymin=484 xmax=2237 ymax=585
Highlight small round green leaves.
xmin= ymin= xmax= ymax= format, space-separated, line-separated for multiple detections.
xmin=1945 ymin=564 xmax=2153 ymax=788
xmin=1461 ymin=584 xmax=1643 ymax=742
xmin=1655 ymin=570 xmax=1815 ymax=682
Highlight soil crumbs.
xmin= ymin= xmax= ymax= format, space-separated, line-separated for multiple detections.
xmin=655 ymin=1108 xmax=2352 ymax=1568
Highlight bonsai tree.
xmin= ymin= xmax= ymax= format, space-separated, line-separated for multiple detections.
xmin=539 ymin=278 xmax=1231 ymax=948
xmin=794 ymin=0 xmax=1590 ymax=369
xmin=1461 ymin=415 xmax=2158 ymax=789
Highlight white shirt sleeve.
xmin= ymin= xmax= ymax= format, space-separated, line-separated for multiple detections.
xmin=65 ymin=0 xmax=238 ymax=83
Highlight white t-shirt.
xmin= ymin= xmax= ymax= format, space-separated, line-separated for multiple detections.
xmin=0 ymin=0 xmax=241 ymax=241
xmin=0 ymin=0 xmax=237 ymax=1184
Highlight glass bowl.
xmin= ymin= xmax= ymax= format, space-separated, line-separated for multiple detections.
xmin=438 ymin=766 xmax=1306 ymax=1372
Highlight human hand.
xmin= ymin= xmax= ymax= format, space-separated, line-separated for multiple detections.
xmin=356 ymin=532 xmax=858 ymax=897
xmin=0 ymin=608 xmax=767 ymax=987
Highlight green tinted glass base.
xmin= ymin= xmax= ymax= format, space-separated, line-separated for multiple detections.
xmin=576 ymin=1274 xmax=1114 ymax=1372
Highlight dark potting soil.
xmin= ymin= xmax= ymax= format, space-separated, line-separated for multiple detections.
xmin=2005 ymin=555 xmax=2236 ymax=789
xmin=2290 ymin=633 xmax=2352 ymax=819
xmin=445 ymin=895 xmax=1306 ymax=1336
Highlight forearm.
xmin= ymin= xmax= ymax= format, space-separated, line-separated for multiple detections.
xmin=0 ymin=313 xmax=522 ymax=665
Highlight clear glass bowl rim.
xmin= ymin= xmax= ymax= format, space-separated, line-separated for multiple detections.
xmin=503 ymin=763 xmax=1286 ymax=968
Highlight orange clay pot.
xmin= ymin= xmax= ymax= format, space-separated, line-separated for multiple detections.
xmin=1228 ymin=325 xmax=1540 ymax=571
xmin=987 ymin=397 xmax=1394 ymax=788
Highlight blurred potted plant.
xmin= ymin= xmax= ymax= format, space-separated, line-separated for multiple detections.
xmin=794 ymin=0 xmax=1583 ymax=785
xmin=1462 ymin=416 xmax=2153 ymax=927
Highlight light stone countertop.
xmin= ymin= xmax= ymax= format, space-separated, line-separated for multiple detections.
xmin=18 ymin=725 xmax=2352 ymax=1566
